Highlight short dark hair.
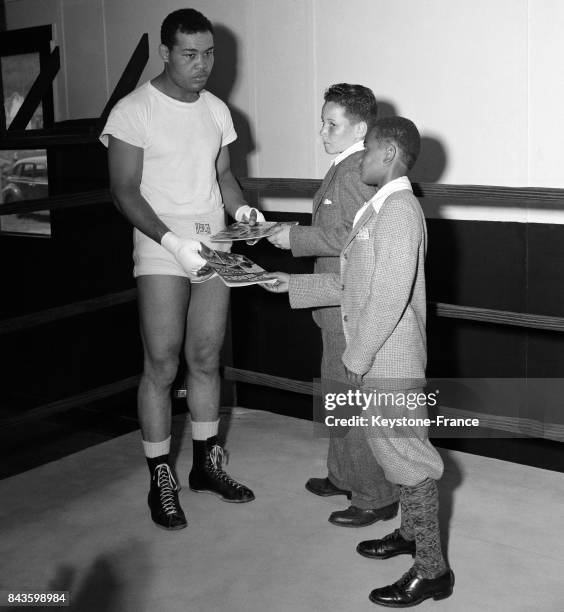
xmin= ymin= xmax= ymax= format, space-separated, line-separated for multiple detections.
xmin=369 ymin=117 xmax=421 ymax=170
xmin=324 ymin=83 xmax=378 ymax=131
xmin=161 ymin=9 xmax=214 ymax=49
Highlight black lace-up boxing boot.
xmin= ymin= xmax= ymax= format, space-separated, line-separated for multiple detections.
xmin=148 ymin=463 xmax=187 ymax=530
xmin=189 ymin=436 xmax=255 ymax=503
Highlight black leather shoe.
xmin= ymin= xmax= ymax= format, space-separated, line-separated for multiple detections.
xmin=305 ymin=477 xmax=352 ymax=499
xmin=329 ymin=501 xmax=398 ymax=527
xmin=148 ymin=463 xmax=187 ymax=530
xmin=369 ymin=567 xmax=454 ymax=607
xmin=357 ymin=529 xmax=416 ymax=559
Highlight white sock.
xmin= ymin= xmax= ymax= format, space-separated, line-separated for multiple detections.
xmin=191 ymin=420 xmax=219 ymax=441
xmin=142 ymin=436 xmax=171 ymax=458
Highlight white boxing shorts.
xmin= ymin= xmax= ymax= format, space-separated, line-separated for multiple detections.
xmin=133 ymin=207 xmax=231 ymax=281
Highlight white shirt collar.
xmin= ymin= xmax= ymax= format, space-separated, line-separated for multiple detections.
xmin=332 ymin=140 xmax=365 ymax=166
xmin=352 ymin=176 xmax=412 ymax=228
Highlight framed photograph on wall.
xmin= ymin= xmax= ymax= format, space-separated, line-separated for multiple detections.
xmin=0 ymin=25 xmax=53 ymax=236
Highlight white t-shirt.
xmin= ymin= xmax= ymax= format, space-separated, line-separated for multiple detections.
xmin=100 ymin=82 xmax=237 ymax=217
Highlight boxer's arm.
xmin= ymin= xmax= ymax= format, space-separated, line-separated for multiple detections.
xmin=108 ymin=135 xmax=205 ymax=273
xmin=108 ymin=135 xmax=170 ymax=243
xmin=216 ymin=146 xmax=264 ymax=223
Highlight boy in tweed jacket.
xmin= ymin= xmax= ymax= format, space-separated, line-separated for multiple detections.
xmin=263 ymin=117 xmax=454 ymax=607
xmin=267 ymin=84 xmax=399 ymax=527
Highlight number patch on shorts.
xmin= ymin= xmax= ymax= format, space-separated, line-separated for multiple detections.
xmin=194 ymin=223 xmax=211 ymax=235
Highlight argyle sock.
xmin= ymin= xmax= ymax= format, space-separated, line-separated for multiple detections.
xmin=399 ymin=486 xmax=415 ymax=541
xmin=400 ymin=478 xmax=447 ymax=579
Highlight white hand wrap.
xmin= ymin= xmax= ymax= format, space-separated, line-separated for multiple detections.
xmin=235 ymin=205 xmax=265 ymax=223
xmin=161 ymin=232 xmax=207 ymax=275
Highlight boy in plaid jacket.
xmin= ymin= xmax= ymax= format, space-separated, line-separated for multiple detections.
xmin=263 ymin=117 xmax=454 ymax=607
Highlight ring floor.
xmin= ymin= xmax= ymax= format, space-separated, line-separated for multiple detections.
xmin=1 ymin=407 xmax=563 ymax=612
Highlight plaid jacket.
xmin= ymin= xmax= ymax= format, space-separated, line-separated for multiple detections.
xmin=289 ymin=151 xmax=375 ymax=330
xmin=289 ymin=189 xmax=427 ymax=385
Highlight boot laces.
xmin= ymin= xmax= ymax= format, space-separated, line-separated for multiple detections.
xmin=155 ymin=464 xmax=179 ymax=516
xmin=209 ymin=444 xmax=244 ymax=490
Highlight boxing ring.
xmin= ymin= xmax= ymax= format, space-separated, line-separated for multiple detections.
xmin=0 ymin=40 xmax=563 ymax=609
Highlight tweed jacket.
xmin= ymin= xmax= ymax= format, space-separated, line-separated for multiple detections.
xmin=289 ymin=150 xmax=375 ymax=330
xmin=289 ymin=188 xmax=427 ymax=387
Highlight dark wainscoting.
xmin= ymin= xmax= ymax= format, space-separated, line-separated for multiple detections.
xmin=2 ymin=174 xmax=564 ymax=471
xmin=0 ymin=143 xmax=140 ymax=414
xmin=231 ymin=211 xmax=564 ymax=472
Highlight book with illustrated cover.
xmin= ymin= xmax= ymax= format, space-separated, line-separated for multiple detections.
xmin=210 ymin=221 xmax=298 ymax=242
xmin=199 ymin=243 xmax=276 ymax=287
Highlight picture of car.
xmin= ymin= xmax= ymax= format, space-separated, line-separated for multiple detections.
xmin=1 ymin=155 xmax=48 ymax=203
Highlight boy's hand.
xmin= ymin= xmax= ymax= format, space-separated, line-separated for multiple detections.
xmin=345 ymin=365 xmax=364 ymax=387
xmin=267 ymin=224 xmax=291 ymax=250
xmin=259 ymin=272 xmax=290 ymax=293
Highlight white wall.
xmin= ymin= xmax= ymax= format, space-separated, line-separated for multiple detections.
xmin=5 ymin=0 xmax=564 ymax=220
